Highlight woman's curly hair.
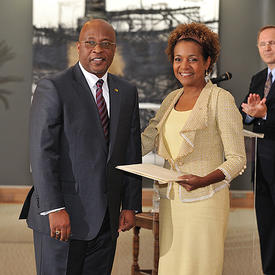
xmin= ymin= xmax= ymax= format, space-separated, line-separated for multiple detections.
xmin=166 ymin=22 xmax=220 ymax=73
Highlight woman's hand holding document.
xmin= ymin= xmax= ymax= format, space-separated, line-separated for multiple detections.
xmin=116 ymin=163 xmax=182 ymax=183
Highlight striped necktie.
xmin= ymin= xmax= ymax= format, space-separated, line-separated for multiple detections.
xmin=96 ymin=79 xmax=109 ymax=141
xmin=264 ymin=72 xmax=273 ymax=98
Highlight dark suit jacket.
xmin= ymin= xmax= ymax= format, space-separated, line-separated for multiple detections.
xmin=240 ymin=68 xmax=275 ymax=188
xmin=20 ymin=63 xmax=142 ymax=241
xmin=241 ymin=68 xmax=275 ymax=139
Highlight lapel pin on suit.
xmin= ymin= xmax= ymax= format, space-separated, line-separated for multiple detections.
xmin=114 ymin=88 xmax=119 ymax=93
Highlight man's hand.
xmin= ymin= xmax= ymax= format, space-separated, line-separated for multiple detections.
xmin=118 ymin=210 xmax=135 ymax=232
xmin=49 ymin=209 xmax=71 ymax=241
xmin=241 ymin=93 xmax=267 ymax=118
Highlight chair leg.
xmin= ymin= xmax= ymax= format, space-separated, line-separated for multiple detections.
xmin=131 ymin=226 xmax=141 ymax=275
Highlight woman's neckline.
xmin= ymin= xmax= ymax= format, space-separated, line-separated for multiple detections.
xmin=173 ymin=107 xmax=192 ymax=113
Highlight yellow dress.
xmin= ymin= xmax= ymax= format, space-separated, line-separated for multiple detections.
xmin=158 ymin=108 xmax=229 ymax=275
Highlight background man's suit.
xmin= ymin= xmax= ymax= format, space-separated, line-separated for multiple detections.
xmin=241 ymin=68 xmax=275 ymax=274
xmin=20 ymin=62 xmax=142 ymax=272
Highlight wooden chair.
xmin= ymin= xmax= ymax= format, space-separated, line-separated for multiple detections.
xmin=131 ymin=212 xmax=159 ymax=275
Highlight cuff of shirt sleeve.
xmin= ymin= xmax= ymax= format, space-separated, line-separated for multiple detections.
xmin=245 ymin=115 xmax=255 ymax=123
xmin=40 ymin=207 xmax=65 ymax=216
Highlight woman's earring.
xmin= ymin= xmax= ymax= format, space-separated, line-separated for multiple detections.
xmin=205 ymin=70 xmax=210 ymax=82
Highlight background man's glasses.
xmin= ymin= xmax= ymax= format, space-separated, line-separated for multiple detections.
xmin=258 ymin=40 xmax=275 ymax=48
xmin=79 ymin=40 xmax=116 ymax=49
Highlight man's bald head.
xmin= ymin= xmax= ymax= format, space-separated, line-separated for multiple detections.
xmin=77 ymin=19 xmax=116 ymax=77
xmin=79 ymin=19 xmax=116 ymax=42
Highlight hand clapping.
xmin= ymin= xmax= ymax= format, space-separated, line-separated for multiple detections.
xmin=241 ymin=93 xmax=267 ymax=118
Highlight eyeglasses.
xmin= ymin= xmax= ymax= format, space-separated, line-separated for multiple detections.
xmin=79 ymin=40 xmax=116 ymax=49
xmin=258 ymin=40 xmax=275 ymax=48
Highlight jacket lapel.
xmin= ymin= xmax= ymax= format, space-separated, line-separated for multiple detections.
xmin=156 ymin=82 xmax=213 ymax=160
xmin=177 ymin=82 xmax=212 ymax=158
xmin=254 ymin=69 xmax=267 ymax=98
xmin=155 ymin=88 xmax=183 ymax=161
xmin=107 ymin=74 xmax=121 ymax=159
xmin=269 ymin=80 xmax=275 ymax=99
xmin=156 ymin=88 xmax=183 ymax=133
xmin=72 ymin=64 xmax=108 ymax=153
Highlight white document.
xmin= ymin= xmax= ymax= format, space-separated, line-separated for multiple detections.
xmin=116 ymin=163 xmax=183 ymax=184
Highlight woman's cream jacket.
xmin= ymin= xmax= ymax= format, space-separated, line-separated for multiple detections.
xmin=141 ymin=82 xmax=246 ymax=202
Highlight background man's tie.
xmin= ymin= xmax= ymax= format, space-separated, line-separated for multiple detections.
xmin=96 ymin=79 xmax=109 ymax=141
xmin=264 ymin=72 xmax=273 ymax=98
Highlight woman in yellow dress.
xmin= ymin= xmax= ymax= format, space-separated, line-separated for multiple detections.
xmin=142 ymin=22 xmax=246 ymax=275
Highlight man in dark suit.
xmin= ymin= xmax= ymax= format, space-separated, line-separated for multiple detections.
xmin=241 ymin=25 xmax=275 ymax=275
xmin=20 ymin=19 xmax=142 ymax=275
